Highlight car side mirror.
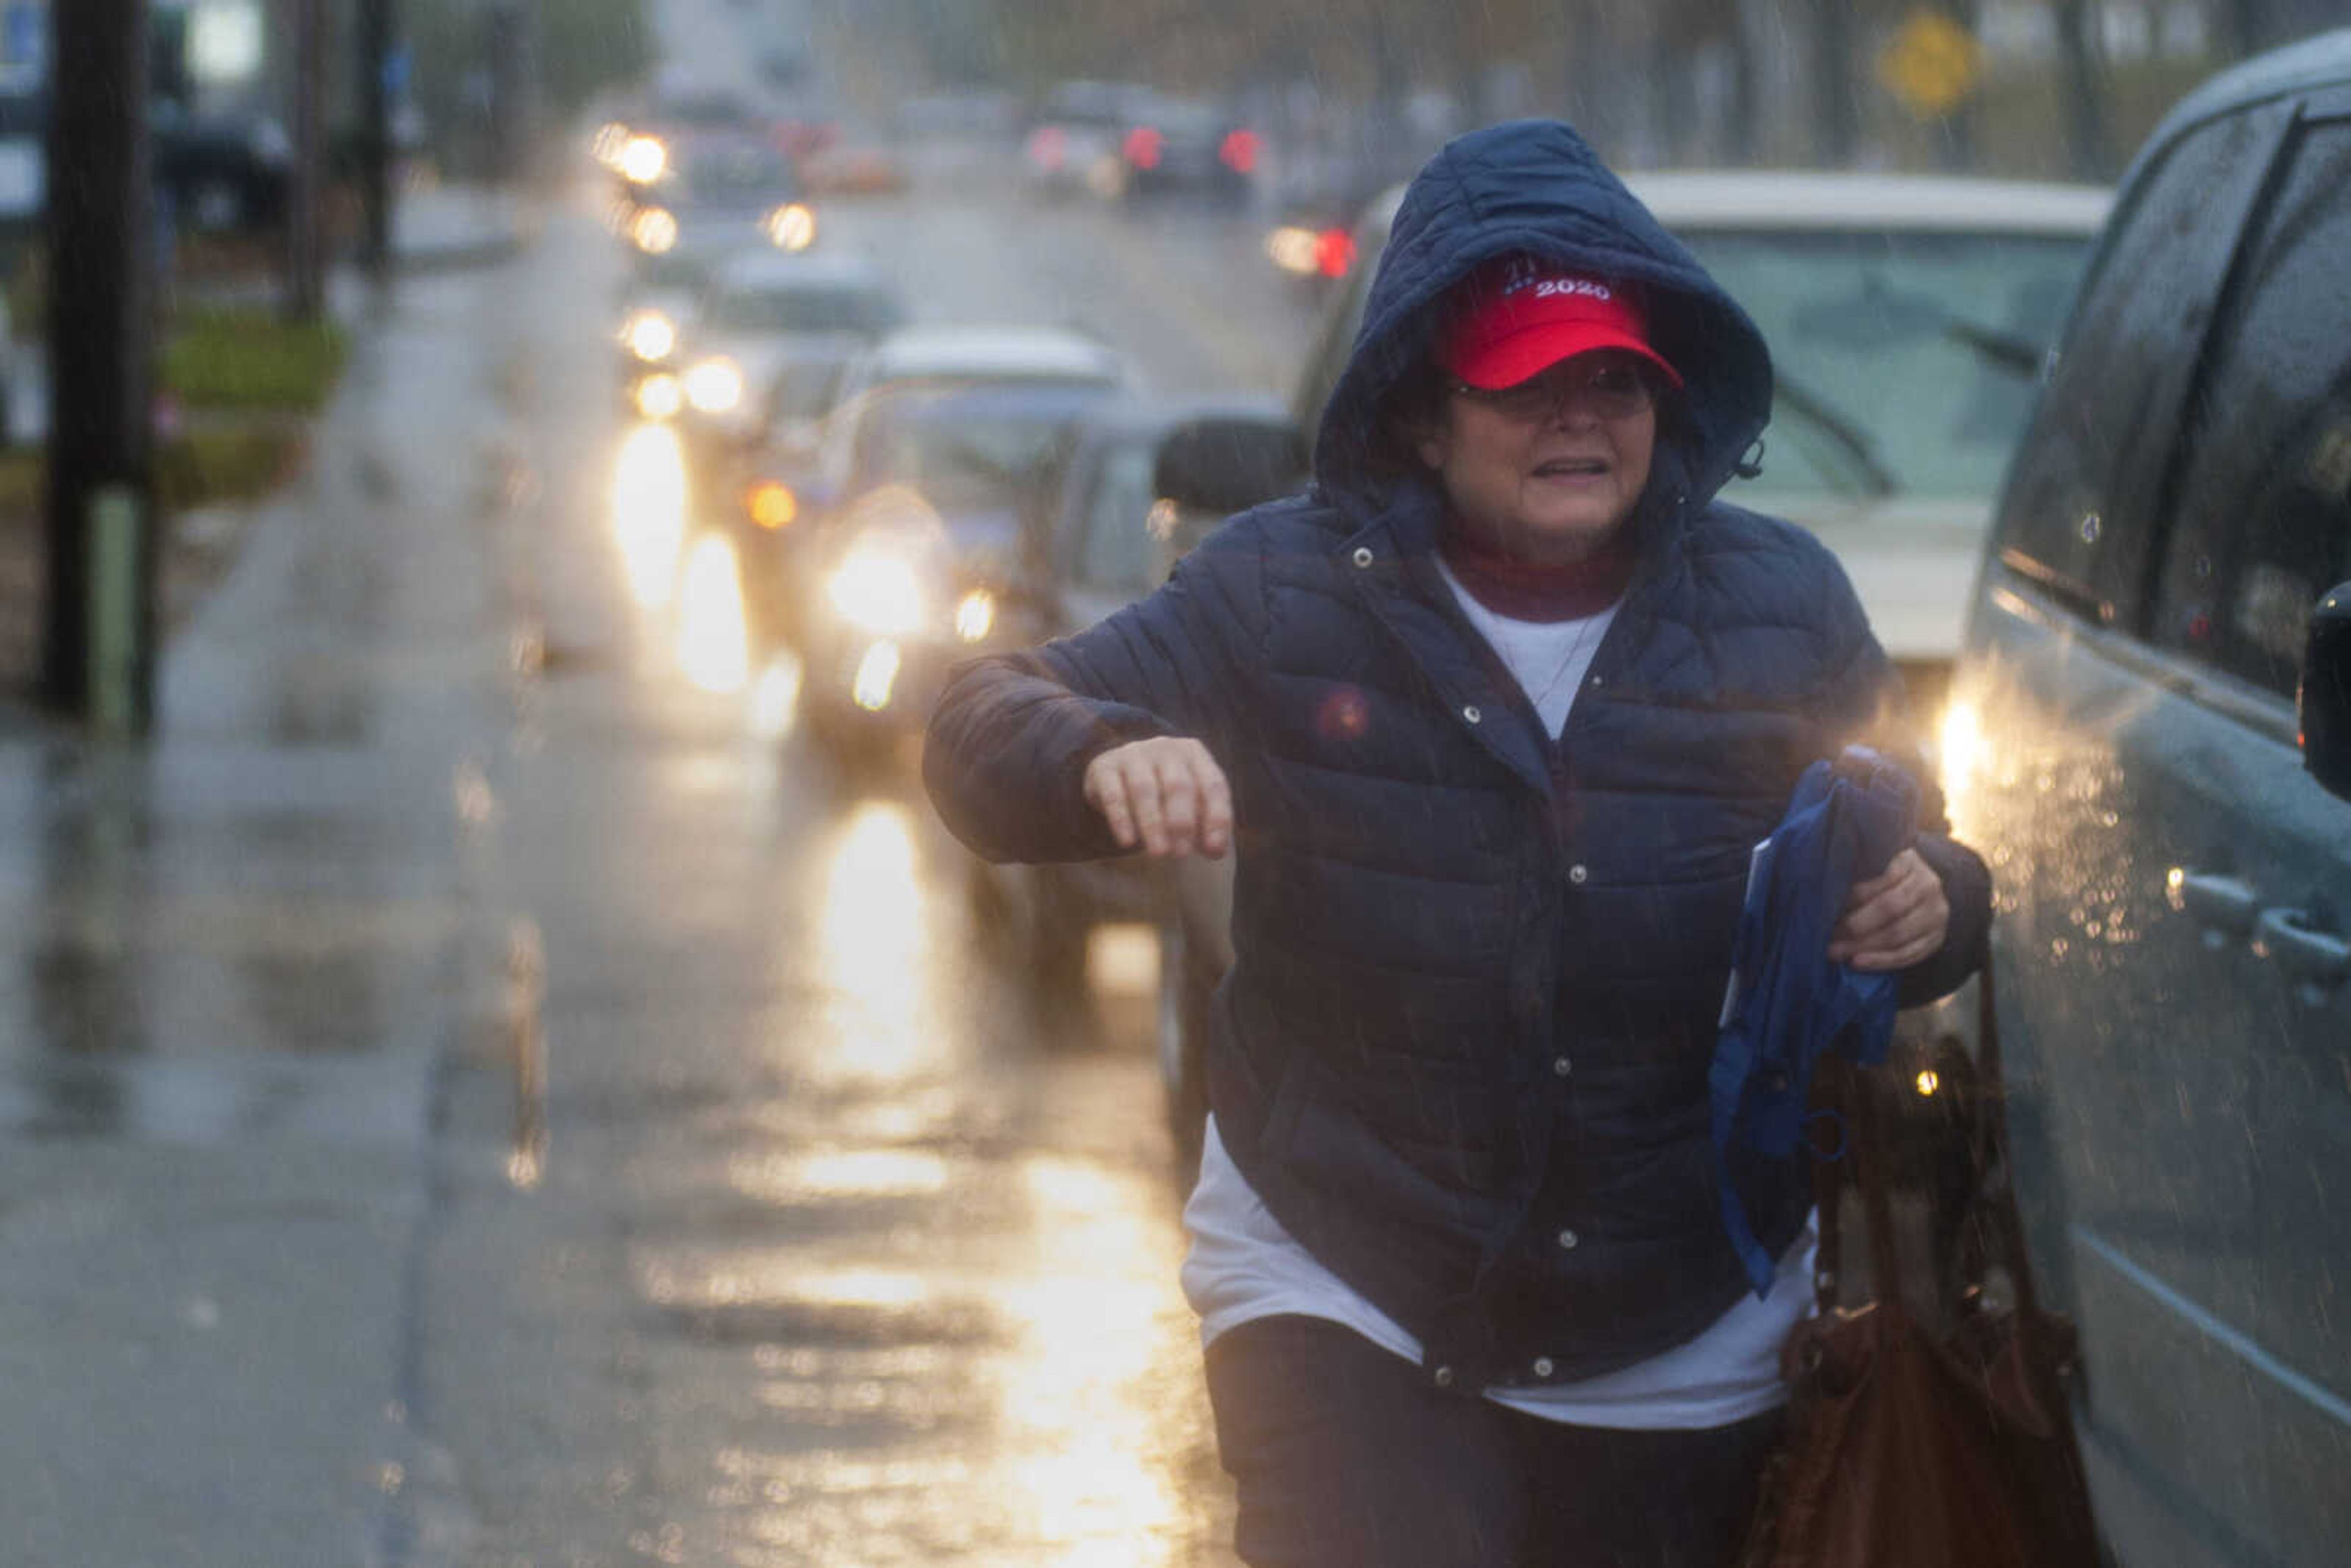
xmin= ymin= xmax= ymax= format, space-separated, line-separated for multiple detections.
xmin=2303 ymin=582 xmax=2351 ymax=802
xmin=1152 ymin=415 xmax=1309 ymax=520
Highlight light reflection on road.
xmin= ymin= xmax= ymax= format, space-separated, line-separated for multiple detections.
xmin=994 ymin=1153 xmax=1197 ymax=1564
xmin=814 ymin=802 xmax=948 ymax=1084
xmin=676 ymin=532 xmax=751 ymax=694
xmin=612 ymin=422 xmax=689 ymax=610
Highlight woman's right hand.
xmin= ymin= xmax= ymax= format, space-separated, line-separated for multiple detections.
xmin=1082 ymin=738 xmax=1232 ymax=859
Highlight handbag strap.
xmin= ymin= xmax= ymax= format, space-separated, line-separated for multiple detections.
xmin=1813 ymin=962 xmax=2031 ymax=1327
xmin=1808 ymin=1078 xmax=1845 ymax=1315
xmin=1847 ymin=1054 xmax=1912 ymax=1325
xmin=1809 ymin=1054 xmax=1910 ymax=1323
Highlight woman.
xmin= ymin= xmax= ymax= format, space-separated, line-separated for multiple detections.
xmin=924 ymin=120 xmax=1989 ymax=1567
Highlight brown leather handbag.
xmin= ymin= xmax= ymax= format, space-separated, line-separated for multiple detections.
xmin=1736 ymin=967 xmax=2105 ymax=1568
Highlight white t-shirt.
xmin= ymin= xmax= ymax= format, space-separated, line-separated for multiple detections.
xmin=1176 ymin=565 xmax=1815 ymax=1428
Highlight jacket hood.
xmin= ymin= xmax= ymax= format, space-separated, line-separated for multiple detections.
xmin=1314 ymin=120 xmax=1774 ymax=526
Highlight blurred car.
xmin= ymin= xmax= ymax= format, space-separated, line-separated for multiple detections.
xmin=1943 ymin=29 xmax=2351 ymax=1568
xmin=672 ymin=249 xmax=907 ymax=456
xmin=790 ymin=378 xmax=1124 ymax=760
xmin=749 ymin=324 xmax=1136 ymax=636
xmin=621 ymin=130 xmax=815 ymax=261
xmin=1154 ymin=168 xmax=2111 ymax=1166
xmin=966 ymin=397 xmax=1307 ymax=1005
xmin=1110 ymin=93 xmax=1261 ymax=207
xmin=1022 ymin=80 xmax=1150 ymax=200
xmin=152 ymin=102 xmax=293 ymax=234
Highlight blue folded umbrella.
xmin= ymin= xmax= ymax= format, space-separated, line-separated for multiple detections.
xmin=1711 ymin=746 xmax=1921 ymax=1295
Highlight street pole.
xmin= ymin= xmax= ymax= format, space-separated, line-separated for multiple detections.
xmin=43 ymin=0 xmax=158 ymax=733
xmin=2053 ymin=0 xmax=2112 ymax=180
xmin=283 ymin=0 xmax=327 ymax=321
xmin=357 ymin=0 xmax=396 ymax=279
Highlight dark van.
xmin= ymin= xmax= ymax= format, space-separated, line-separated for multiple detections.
xmin=1946 ymin=29 xmax=2351 ymax=1568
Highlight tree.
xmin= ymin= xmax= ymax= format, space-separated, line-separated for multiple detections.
xmin=535 ymin=0 xmax=651 ymax=113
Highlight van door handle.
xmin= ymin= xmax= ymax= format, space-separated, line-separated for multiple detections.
xmin=2256 ymin=907 xmax=2350 ymax=990
xmin=2178 ymin=872 xmax=2260 ymax=937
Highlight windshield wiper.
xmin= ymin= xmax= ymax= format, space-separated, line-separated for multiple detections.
xmin=1771 ymin=372 xmax=1898 ymax=498
xmin=1939 ymin=317 xmax=2045 ymax=378
xmin=1855 ymin=271 xmax=2048 ymax=379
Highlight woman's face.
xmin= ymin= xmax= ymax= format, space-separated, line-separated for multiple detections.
xmin=1417 ymin=351 xmax=1658 ymax=565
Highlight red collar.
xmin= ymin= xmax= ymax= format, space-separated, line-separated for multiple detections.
xmin=1438 ymin=530 xmax=1635 ymax=622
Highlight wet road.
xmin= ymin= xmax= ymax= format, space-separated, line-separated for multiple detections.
xmin=394 ymin=151 xmax=1316 ymax=1564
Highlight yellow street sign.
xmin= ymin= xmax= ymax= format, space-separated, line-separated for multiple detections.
xmin=1878 ymin=9 xmax=1982 ymax=119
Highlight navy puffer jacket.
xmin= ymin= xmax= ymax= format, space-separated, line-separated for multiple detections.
xmin=924 ymin=120 xmax=1989 ymax=1390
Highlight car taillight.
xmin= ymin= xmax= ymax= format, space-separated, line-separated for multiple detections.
xmin=1219 ymin=129 xmax=1261 ymax=174
xmin=1315 ymin=228 xmax=1356 ymax=280
xmin=1123 ymin=126 xmax=1163 ymax=170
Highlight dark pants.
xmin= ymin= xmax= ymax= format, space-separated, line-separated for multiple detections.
xmin=1204 ymin=1315 xmax=1782 ymax=1568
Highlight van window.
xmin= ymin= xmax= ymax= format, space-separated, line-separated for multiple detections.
xmin=1993 ymin=104 xmax=2290 ymax=623
xmin=2148 ymin=119 xmax=2351 ymax=700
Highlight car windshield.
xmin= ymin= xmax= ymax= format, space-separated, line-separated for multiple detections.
xmin=1685 ymin=229 xmax=2093 ymax=505
xmin=708 ymin=285 xmax=901 ymax=336
xmin=636 ymin=250 xmax=711 ymax=293
xmin=678 ymin=141 xmax=796 ymax=204
xmin=766 ymin=348 xmax=854 ymax=423
xmin=852 ymin=388 xmax=1105 ymax=516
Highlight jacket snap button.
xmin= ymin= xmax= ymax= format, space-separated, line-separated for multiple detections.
xmin=1532 ymin=1357 xmax=1555 ymax=1378
xmin=1352 ymin=547 xmax=1374 ymax=568
xmin=1557 ymin=1229 xmax=1580 ymax=1250
xmin=1432 ymin=1365 xmax=1455 ymax=1388
xmin=1553 ymin=1056 xmax=1572 ymax=1078
xmin=1567 ymin=864 xmax=1588 ymax=885
xmin=1463 ymin=705 xmax=1482 ymax=724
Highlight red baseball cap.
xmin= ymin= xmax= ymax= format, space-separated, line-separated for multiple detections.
xmin=1438 ymin=259 xmax=1684 ymax=391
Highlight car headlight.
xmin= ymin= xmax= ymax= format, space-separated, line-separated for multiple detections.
xmin=828 ymin=551 xmax=925 ymax=636
xmin=628 ymin=206 xmax=678 ymax=255
xmin=953 ymin=588 xmax=996 ymax=643
xmin=766 ymin=202 xmax=818 ymax=251
xmin=619 ymin=134 xmax=669 ymax=186
xmin=621 ymin=309 xmax=677 ymax=363
xmin=634 ymin=372 xmax=684 ymax=421
xmin=683 ymin=358 xmax=744 ymax=415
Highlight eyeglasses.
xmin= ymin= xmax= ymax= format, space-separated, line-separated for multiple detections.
xmin=1449 ymin=356 xmax=1656 ymax=423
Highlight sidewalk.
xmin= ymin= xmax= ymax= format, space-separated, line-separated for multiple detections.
xmin=0 ymin=229 xmax=527 ymax=1566
xmin=394 ymin=181 xmax=536 ymax=276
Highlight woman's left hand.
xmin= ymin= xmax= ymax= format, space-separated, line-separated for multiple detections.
xmin=1828 ymin=846 xmax=1948 ymax=972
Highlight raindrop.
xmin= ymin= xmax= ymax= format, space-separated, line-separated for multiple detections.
xmin=2079 ymin=512 xmax=2102 ymax=544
